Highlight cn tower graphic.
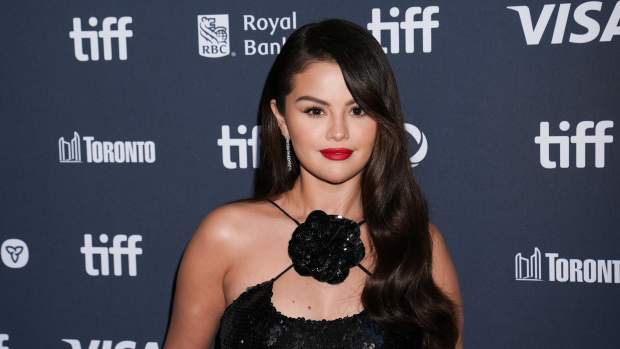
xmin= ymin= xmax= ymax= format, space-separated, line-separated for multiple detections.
xmin=515 ymin=247 xmax=543 ymax=281
xmin=58 ymin=131 xmax=81 ymax=163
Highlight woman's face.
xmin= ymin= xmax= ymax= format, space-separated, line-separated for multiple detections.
xmin=270 ymin=60 xmax=378 ymax=184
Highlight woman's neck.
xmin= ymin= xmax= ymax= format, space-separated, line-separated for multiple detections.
xmin=282 ymin=171 xmax=365 ymax=222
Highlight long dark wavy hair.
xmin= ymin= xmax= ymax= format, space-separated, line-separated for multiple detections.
xmin=228 ymin=18 xmax=459 ymax=348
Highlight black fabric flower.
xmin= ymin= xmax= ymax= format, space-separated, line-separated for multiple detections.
xmin=287 ymin=209 xmax=365 ymax=284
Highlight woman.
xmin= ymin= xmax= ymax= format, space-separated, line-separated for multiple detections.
xmin=164 ymin=18 xmax=463 ymax=349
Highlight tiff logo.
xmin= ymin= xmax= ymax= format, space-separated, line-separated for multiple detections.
xmin=507 ymin=1 xmax=620 ymax=45
xmin=69 ymin=16 xmax=133 ymax=61
xmin=515 ymin=247 xmax=543 ymax=281
xmin=217 ymin=124 xmax=260 ymax=169
xmin=80 ymin=234 xmax=143 ymax=276
xmin=534 ymin=120 xmax=613 ymax=168
xmin=367 ymin=6 xmax=439 ymax=54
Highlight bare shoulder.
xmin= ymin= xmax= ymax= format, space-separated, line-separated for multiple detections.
xmin=428 ymin=222 xmax=449 ymax=252
xmin=192 ymin=201 xmax=252 ymax=245
xmin=189 ymin=198 xmax=306 ymax=299
xmin=163 ymin=200 xmax=273 ymax=348
xmin=189 ymin=200 xmax=269 ymax=262
xmin=178 ymin=201 xmax=257 ymax=286
xmin=428 ymin=222 xmax=464 ymax=348
xmin=428 ymin=221 xmax=463 ymax=304
xmin=428 ymin=222 xmax=459 ymax=294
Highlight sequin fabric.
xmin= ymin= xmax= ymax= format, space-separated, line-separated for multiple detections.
xmin=215 ymin=271 xmax=420 ymax=349
xmin=288 ymin=209 xmax=366 ymax=284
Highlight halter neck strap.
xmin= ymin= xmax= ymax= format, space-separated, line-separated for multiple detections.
xmin=266 ymin=198 xmax=372 ymax=278
xmin=266 ymin=198 xmax=366 ymax=226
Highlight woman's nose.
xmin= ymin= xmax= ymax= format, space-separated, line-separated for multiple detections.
xmin=327 ymin=114 xmax=349 ymax=141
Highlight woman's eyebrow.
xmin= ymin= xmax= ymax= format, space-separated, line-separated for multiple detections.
xmin=295 ymin=95 xmax=356 ymax=106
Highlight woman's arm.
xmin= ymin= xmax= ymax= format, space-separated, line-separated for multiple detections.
xmin=163 ymin=207 xmax=239 ymax=349
xmin=429 ymin=223 xmax=465 ymax=349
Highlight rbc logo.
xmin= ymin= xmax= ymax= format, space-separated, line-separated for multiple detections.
xmin=69 ymin=16 xmax=133 ymax=61
xmin=198 ymin=14 xmax=230 ymax=58
xmin=1 ymin=238 xmax=29 ymax=269
xmin=367 ymin=6 xmax=439 ymax=54
xmin=80 ymin=234 xmax=143 ymax=276
xmin=534 ymin=120 xmax=613 ymax=168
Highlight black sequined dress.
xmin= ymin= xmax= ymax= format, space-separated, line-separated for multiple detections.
xmin=214 ymin=199 xmax=420 ymax=348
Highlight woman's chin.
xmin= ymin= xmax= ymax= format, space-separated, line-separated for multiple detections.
xmin=305 ymin=167 xmax=364 ymax=185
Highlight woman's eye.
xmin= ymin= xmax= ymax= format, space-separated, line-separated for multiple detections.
xmin=303 ymin=106 xmax=366 ymax=118
xmin=352 ymin=106 xmax=366 ymax=116
xmin=304 ymin=106 xmax=324 ymax=118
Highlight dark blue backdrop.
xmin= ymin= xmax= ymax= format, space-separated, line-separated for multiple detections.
xmin=1 ymin=1 xmax=619 ymax=348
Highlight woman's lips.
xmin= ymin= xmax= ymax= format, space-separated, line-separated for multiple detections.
xmin=320 ymin=148 xmax=353 ymax=160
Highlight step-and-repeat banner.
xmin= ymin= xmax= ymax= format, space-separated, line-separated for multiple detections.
xmin=1 ymin=0 xmax=618 ymax=348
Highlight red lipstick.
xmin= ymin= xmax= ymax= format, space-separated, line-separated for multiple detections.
xmin=320 ymin=148 xmax=353 ymax=160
